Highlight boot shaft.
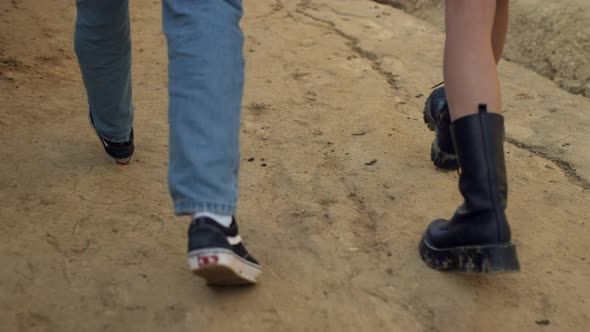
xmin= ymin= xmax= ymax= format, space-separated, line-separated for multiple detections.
xmin=450 ymin=105 xmax=511 ymax=243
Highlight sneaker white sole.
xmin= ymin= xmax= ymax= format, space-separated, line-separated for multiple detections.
xmin=187 ymin=248 xmax=261 ymax=286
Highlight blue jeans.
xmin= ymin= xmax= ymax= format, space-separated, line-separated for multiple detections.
xmin=75 ymin=0 xmax=244 ymax=215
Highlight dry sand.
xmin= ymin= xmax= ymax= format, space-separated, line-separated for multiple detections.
xmin=1 ymin=1 xmax=589 ymax=331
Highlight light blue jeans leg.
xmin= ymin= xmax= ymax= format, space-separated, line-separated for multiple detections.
xmin=163 ymin=0 xmax=245 ymax=215
xmin=74 ymin=0 xmax=133 ymax=142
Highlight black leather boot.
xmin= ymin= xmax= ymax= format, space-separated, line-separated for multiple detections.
xmin=419 ymin=105 xmax=520 ymax=273
xmin=423 ymin=87 xmax=458 ymax=170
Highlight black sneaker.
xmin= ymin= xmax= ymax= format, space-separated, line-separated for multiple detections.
xmin=187 ymin=217 xmax=261 ymax=285
xmin=423 ymin=87 xmax=458 ymax=170
xmin=88 ymin=110 xmax=134 ymax=164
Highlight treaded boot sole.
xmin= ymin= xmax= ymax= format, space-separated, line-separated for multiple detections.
xmin=419 ymin=234 xmax=520 ymax=273
xmin=430 ymin=140 xmax=458 ymax=171
xmin=423 ymin=104 xmax=458 ymax=170
xmin=188 ymin=248 xmax=261 ymax=286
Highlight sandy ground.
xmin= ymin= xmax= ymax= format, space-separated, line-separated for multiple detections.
xmin=1 ymin=0 xmax=589 ymax=331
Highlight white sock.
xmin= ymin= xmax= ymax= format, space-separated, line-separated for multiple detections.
xmin=193 ymin=212 xmax=233 ymax=228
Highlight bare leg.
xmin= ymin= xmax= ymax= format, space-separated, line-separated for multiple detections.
xmin=419 ymin=1 xmax=519 ymax=273
xmin=492 ymin=0 xmax=509 ymax=64
xmin=444 ymin=0 xmax=499 ymax=121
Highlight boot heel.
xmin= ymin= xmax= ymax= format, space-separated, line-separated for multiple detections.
xmin=420 ymin=235 xmax=520 ymax=273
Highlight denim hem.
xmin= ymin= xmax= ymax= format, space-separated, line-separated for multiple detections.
xmin=174 ymin=200 xmax=237 ymax=216
xmin=89 ymin=109 xmax=132 ymax=143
